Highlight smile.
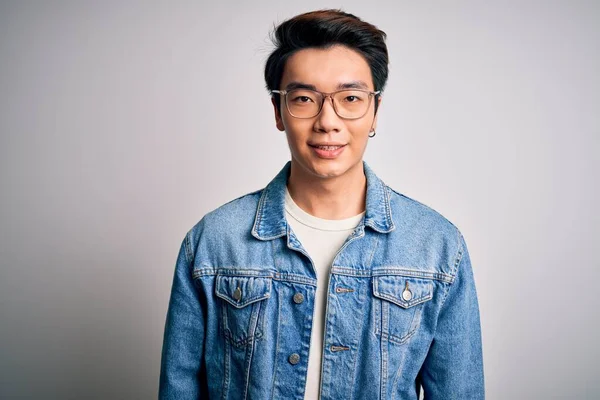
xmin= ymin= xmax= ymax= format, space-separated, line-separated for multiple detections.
xmin=309 ymin=143 xmax=347 ymax=159
xmin=311 ymin=145 xmax=344 ymax=150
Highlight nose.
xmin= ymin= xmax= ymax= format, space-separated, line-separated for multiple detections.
xmin=314 ymin=95 xmax=341 ymax=133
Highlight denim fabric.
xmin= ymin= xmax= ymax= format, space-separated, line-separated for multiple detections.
xmin=159 ymin=161 xmax=484 ymax=399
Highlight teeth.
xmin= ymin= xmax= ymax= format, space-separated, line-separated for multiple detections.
xmin=316 ymin=145 xmax=342 ymax=150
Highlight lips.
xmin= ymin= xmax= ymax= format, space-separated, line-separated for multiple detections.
xmin=310 ymin=144 xmax=345 ymax=150
xmin=309 ymin=143 xmax=347 ymax=159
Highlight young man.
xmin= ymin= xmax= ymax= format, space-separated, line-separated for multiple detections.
xmin=160 ymin=9 xmax=484 ymax=400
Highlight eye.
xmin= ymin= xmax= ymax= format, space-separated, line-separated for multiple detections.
xmin=290 ymin=95 xmax=315 ymax=104
xmin=339 ymin=91 xmax=365 ymax=103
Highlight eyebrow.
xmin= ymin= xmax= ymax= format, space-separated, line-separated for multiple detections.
xmin=284 ymin=81 xmax=370 ymax=91
xmin=337 ymin=81 xmax=370 ymax=90
xmin=285 ymin=82 xmax=317 ymax=91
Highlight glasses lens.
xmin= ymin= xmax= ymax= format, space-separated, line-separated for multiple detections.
xmin=286 ymin=89 xmax=321 ymax=118
xmin=332 ymin=90 xmax=371 ymax=119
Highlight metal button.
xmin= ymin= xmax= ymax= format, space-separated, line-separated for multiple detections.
xmin=233 ymin=287 xmax=242 ymax=301
xmin=288 ymin=353 xmax=300 ymax=365
xmin=293 ymin=293 xmax=304 ymax=304
xmin=402 ymin=281 xmax=412 ymax=301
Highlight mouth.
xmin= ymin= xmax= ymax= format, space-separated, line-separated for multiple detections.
xmin=308 ymin=143 xmax=346 ymax=150
xmin=308 ymin=143 xmax=347 ymax=159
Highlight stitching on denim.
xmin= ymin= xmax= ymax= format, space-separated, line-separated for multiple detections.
xmin=391 ymin=292 xmax=423 ymax=398
xmin=388 ymin=327 xmax=417 ymax=346
xmin=184 ymin=231 xmax=193 ymax=264
xmin=373 ymin=309 xmax=419 ymax=344
xmin=451 ymin=229 xmax=465 ymax=280
xmin=270 ymin=239 xmax=279 ymax=274
xmin=256 ymin=231 xmax=287 ymax=241
xmin=380 ymin=301 xmax=389 ymax=400
xmin=221 ymin=329 xmax=231 ymax=400
xmin=220 ymin=288 xmax=267 ymax=349
xmin=273 ymin=273 xmax=317 ymax=286
xmin=374 ymin=292 xmax=433 ymax=309
xmin=215 ymin=275 xmax=272 ymax=308
xmin=228 ymin=331 xmax=262 ymax=349
xmin=241 ymin=340 xmax=254 ymax=400
xmin=438 ymin=229 xmax=464 ymax=308
xmin=216 ymin=269 xmax=274 ymax=277
xmin=256 ymin=295 xmax=267 ymax=342
xmin=373 ymin=278 xmax=381 ymax=335
xmin=385 ymin=185 xmax=396 ymax=231
xmin=332 ymin=267 xmax=453 ymax=283
xmin=225 ymin=325 xmax=264 ymax=349
xmin=371 ymin=277 xmax=433 ymax=308
xmin=390 ymin=332 xmax=411 ymax=400
xmin=251 ymin=188 xmax=287 ymax=240
xmin=270 ymin=289 xmax=282 ymax=400
xmin=216 ymin=291 xmax=271 ymax=309
xmin=193 ymin=268 xmax=318 ymax=286
xmin=373 ymin=277 xmax=428 ymax=345
xmin=319 ymin=275 xmax=335 ymax=399
xmin=251 ymin=188 xmax=266 ymax=237
xmin=348 ymin=285 xmax=367 ymax=400
xmin=194 ymin=268 xmax=270 ymax=278
xmin=226 ymin=329 xmax=264 ymax=349
xmin=242 ymin=301 xmax=260 ymax=400
xmin=366 ymin=234 xmax=379 ymax=269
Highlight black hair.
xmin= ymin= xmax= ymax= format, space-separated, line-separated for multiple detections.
xmin=264 ymin=9 xmax=389 ymax=114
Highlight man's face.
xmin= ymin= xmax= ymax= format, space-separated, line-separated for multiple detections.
xmin=273 ymin=45 xmax=380 ymax=182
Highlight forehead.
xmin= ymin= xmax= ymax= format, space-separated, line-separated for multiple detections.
xmin=280 ymin=45 xmax=374 ymax=90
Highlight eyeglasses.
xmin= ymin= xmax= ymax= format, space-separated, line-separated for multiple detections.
xmin=271 ymin=88 xmax=380 ymax=119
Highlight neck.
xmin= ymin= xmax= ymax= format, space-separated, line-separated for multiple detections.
xmin=286 ymin=160 xmax=367 ymax=220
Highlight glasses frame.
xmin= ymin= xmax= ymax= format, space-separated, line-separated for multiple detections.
xmin=271 ymin=88 xmax=381 ymax=120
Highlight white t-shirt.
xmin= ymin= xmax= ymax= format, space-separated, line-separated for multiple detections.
xmin=284 ymin=186 xmax=365 ymax=400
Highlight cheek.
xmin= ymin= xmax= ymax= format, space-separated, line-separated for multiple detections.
xmin=283 ymin=118 xmax=313 ymax=138
xmin=348 ymin=122 xmax=372 ymax=142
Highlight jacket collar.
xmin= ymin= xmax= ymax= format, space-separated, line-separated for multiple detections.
xmin=251 ymin=161 xmax=395 ymax=240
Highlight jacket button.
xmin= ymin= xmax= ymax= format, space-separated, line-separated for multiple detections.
xmin=233 ymin=287 xmax=242 ymax=301
xmin=288 ymin=353 xmax=300 ymax=365
xmin=293 ymin=293 xmax=304 ymax=304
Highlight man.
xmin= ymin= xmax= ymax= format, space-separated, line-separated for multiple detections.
xmin=160 ymin=9 xmax=484 ymax=400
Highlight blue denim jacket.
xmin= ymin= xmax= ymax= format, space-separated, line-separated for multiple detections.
xmin=159 ymin=161 xmax=484 ymax=399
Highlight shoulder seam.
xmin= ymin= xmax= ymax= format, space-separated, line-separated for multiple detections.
xmin=438 ymin=227 xmax=465 ymax=307
xmin=388 ymin=186 xmax=460 ymax=231
xmin=183 ymin=230 xmax=193 ymax=265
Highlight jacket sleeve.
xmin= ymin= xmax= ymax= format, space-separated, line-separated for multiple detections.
xmin=420 ymin=233 xmax=485 ymax=399
xmin=159 ymin=231 xmax=206 ymax=399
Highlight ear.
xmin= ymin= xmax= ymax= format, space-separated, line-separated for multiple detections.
xmin=271 ymin=97 xmax=285 ymax=132
xmin=371 ymin=95 xmax=382 ymax=132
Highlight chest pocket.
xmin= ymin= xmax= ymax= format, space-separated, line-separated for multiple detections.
xmin=372 ymin=275 xmax=433 ymax=345
xmin=215 ymin=275 xmax=271 ymax=348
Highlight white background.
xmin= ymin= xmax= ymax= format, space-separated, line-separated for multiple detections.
xmin=1 ymin=1 xmax=598 ymax=398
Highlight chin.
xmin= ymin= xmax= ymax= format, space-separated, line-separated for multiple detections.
xmin=308 ymin=161 xmax=351 ymax=179
xmin=292 ymin=151 xmax=361 ymax=180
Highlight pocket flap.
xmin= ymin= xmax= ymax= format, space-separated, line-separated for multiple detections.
xmin=373 ymin=276 xmax=433 ymax=309
xmin=216 ymin=275 xmax=272 ymax=308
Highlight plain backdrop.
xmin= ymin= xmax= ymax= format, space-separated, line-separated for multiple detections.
xmin=1 ymin=1 xmax=598 ymax=399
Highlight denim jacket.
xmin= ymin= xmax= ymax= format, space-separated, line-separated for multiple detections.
xmin=159 ymin=161 xmax=484 ymax=399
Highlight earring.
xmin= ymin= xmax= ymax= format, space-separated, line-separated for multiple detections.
xmin=369 ymin=130 xmax=376 ymax=138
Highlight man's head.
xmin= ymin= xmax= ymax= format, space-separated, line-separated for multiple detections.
xmin=264 ymin=10 xmax=389 ymax=182
xmin=265 ymin=10 xmax=389 ymax=114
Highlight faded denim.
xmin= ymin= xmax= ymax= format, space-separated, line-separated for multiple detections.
xmin=159 ymin=161 xmax=484 ymax=399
